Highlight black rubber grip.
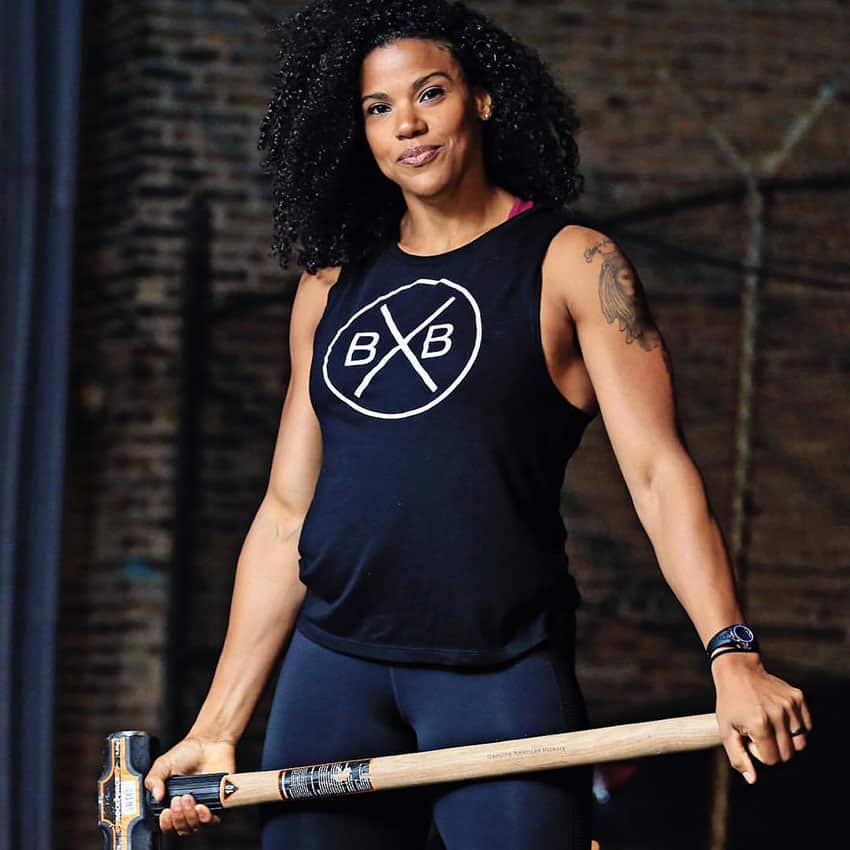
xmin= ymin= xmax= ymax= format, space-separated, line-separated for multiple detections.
xmin=146 ymin=773 xmax=227 ymax=815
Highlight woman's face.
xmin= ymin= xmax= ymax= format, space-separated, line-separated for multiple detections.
xmin=359 ymin=38 xmax=491 ymax=199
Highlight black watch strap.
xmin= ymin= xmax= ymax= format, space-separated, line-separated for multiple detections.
xmin=705 ymin=624 xmax=759 ymax=660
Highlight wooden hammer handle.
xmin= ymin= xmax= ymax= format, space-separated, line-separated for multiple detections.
xmin=214 ymin=712 xmax=721 ymax=808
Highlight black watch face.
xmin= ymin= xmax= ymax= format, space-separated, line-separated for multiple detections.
xmin=731 ymin=625 xmax=754 ymax=643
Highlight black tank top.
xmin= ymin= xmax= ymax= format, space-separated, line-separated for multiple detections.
xmin=293 ymin=202 xmax=596 ymax=665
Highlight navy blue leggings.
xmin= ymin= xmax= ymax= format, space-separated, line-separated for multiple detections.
xmin=258 ymin=626 xmax=593 ymax=849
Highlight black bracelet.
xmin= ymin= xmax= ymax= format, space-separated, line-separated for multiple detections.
xmin=708 ymin=646 xmax=759 ymax=667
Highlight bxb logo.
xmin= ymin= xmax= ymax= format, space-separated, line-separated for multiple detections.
xmin=322 ymin=278 xmax=482 ymax=419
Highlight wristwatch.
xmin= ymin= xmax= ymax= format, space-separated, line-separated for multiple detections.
xmin=705 ymin=624 xmax=760 ymax=664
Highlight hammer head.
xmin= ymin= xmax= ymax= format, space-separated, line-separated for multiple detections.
xmin=97 ymin=731 xmax=160 ymax=850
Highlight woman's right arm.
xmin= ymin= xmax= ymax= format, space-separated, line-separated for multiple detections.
xmin=144 ymin=266 xmax=340 ymax=835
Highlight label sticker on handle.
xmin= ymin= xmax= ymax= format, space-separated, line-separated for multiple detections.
xmin=279 ymin=759 xmax=373 ymax=800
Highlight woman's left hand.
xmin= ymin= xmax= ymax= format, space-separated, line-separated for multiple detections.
xmin=711 ymin=652 xmax=813 ymax=784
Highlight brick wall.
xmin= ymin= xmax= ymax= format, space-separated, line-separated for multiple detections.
xmin=57 ymin=1 xmax=849 ymax=847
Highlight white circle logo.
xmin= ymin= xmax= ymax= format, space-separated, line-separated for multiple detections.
xmin=322 ymin=277 xmax=483 ymax=419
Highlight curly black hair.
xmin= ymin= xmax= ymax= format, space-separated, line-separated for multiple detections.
xmin=258 ymin=0 xmax=584 ymax=275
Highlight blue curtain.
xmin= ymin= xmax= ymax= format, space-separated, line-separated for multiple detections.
xmin=0 ymin=1 xmax=83 ymax=847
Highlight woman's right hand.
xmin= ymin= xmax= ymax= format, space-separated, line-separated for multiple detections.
xmin=143 ymin=736 xmax=236 ymax=837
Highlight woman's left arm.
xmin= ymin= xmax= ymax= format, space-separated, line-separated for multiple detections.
xmin=547 ymin=225 xmax=813 ymax=784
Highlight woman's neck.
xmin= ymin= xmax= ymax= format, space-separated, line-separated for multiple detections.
xmin=397 ymin=188 xmax=519 ymax=254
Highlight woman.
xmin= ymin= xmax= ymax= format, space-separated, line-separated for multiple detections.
xmin=144 ymin=1 xmax=812 ymax=847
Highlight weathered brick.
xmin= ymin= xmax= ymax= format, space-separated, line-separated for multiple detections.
xmin=58 ymin=2 xmax=848 ymax=848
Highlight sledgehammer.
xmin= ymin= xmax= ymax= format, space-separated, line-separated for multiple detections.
xmin=98 ymin=712 xmax=721 ymax=849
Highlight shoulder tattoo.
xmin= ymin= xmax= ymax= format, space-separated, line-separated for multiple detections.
xmin=584 ymin=236 xmax=673 ymax=377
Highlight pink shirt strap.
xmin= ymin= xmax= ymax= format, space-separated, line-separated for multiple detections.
xmin=507 ymin=196 xmax=534 ymax=219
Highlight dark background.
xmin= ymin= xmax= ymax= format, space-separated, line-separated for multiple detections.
xmin=2 ymin=2 xmax=847 ymax=849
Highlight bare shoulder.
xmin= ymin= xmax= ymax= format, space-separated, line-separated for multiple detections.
xmin=544 ymin=224 xmax=621 ymax=271
xmin=298 ymin=264 xmax=343 ymax=294
xmin=289 ymin=265 xmax=343 ymax=346
xmin=544 ymin=225 xmax=653 ymax=332
xmin=312 ymin=265 xmax=343 ymax=287
xmin=542 ymin=224 xmax=609 ymax=323
xmin=293 ymin=264 xmax=342 ymax=309
xmin=542 ymin=225 xmax=607 ymax=305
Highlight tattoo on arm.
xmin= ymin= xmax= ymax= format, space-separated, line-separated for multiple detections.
xmin=584 ymin=237 xmax=673 ymax=378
